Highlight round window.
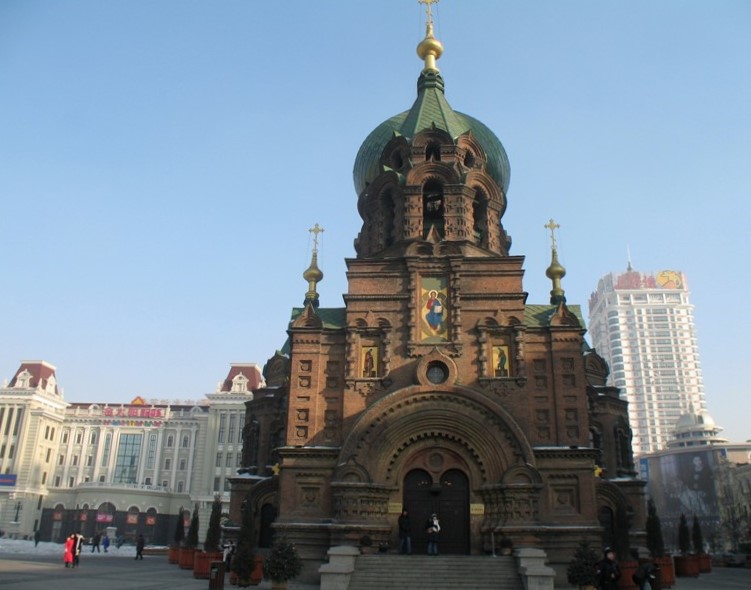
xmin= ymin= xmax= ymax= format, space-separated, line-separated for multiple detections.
xmin=426 ymin=361 xmax=448 ymax=384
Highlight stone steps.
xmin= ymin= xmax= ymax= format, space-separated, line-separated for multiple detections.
xmin=347 ymin=554 xmax=523 ymax=590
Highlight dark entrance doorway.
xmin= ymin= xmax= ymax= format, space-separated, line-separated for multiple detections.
xmin=403 ymin=468 xmax=470 ymax=554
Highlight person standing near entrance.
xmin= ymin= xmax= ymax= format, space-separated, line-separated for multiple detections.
xmin=595 ymin=547 xmax=621 ymax=590
xmin=398 ymin=509 xmax=412 ymax=555
xmin=425 ymin=513 xmax=440 ymax=555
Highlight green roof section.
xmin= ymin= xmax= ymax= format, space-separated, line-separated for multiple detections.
xmin=525 ymin=304 xmax=586 ymax=329
xmin=353 ymin=71 xmax=510 ymax=196
xmin=289 ymin=307 xmax=347 ymax=330
xmin=287 ymin=305 xmax=582 ymax=332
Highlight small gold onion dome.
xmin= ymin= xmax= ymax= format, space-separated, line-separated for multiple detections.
xmin=417 ymin=23 xmax=443 ymax=71
xmin=545 ymin=250 xmax=566 ymax=281
xmin=303 ymin=255 xmax=323 ymax=283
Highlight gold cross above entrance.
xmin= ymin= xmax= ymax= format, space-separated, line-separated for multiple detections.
xmin=544 ymin=218 xmax=560 ymax=250
xmin=309 ymin=223 xmax=325 ymax=253
xmin=418 ymin=0 xmax=439 ymax=26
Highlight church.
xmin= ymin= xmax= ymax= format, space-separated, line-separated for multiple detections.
xmin=231 ymin=4 xmax=646 ymax=582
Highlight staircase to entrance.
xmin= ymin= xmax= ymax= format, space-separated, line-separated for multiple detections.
xmin=346 ymin=554 xmax=523 ymax=590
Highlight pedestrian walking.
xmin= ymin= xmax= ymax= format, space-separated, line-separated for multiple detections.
xmin=398 ymin=509 xmax=412 ymax=555
xmin=135 ymin=534 xmax=145 ymax=560
xmin=632 ymin=561 xmax=659 ymax=590
xmin=73 ymin=532 xmax=84 ymax=567
xmin=91 ymin=532 xmax=101 ymax=552
xmin=102 ymin=533 xmax=110 ymax=553
xmin=223 ymin=541 xmax=235 ymax=572
xmin=63 ymin=534 xmax=75 ymax=568
xmin=34 ymin=529 xmax=41 ymax=547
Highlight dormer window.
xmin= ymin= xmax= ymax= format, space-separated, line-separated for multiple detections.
xmin=231 ymin=374 xmax=249 ymax=393
xmin=15 ymin=370 xmax=32 ymax=389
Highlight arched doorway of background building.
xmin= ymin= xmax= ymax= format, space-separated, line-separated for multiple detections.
xmin=599 ymin=506 xmax=615 ymax=551
xmin=259 ymin=503 xmax=277 ymax=548
xmin=403 ymin=468 xmax=470 ymax=555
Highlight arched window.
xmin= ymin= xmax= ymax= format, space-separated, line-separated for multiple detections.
xmin=126 ymin=506 xmax=140 ymax=531
xmin=422 ymin=180 xmax=444 ymax=238
xmin=97 ymin=502 xmax=116 ymax=526
xmin=381 ymin=189 xmax=396 ymax=248
xmin=166 ymin=435 xmax=174 ymax=448
xmin=145 ymin=507 xmax=158 ymax=529
xmin=472 ymin=188 xmax=489 ymax=247
xmin=425 ymin=142 xmax=441 ymax=162
xmin=182 ymin=435 xmax=190 ymax=448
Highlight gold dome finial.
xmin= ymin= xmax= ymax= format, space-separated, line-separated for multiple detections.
xmin=544 ymin=218 xmax=567 ymax=304
xmin=417 ymin=0 xmax=443 ymax=72
xmin=303 ymin=223 xmax=324 ymax=307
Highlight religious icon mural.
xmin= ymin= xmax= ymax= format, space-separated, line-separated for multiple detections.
xmin=493 ymin=345 xmax=510 ymax=377
xmin=420 ymin=277 xmax=448 ymax=342
xmin=361 ymin=346 xmax=378 ymax=378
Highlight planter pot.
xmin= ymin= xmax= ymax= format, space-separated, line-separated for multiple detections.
xmin=674 ymin=555 xmax=700 ymax=577
xmin=193 ymin=551 xmax=224 ymax=579
xmin=178 ymin=547 xmax=196 ymax=569
xmin=168 ymin=546 xmax=179 ymax=564
xmin=250 ymin=555 xmax=264 ymax=586
xmin=698 ymin=553 xmax=712 ymax=573
xmin=617 ymin=560 xmax=638 ymax=589
xmin=656 ymin=555 xmax=675 ymax=588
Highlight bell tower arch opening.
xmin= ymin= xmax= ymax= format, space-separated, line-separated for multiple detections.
xmin=423 ymin=179 xmax=445 ymax=238
xmin=380 ymin=189 xmax=396 ymax=248
xmin=472 ymin=187 xmax=489 ymax=248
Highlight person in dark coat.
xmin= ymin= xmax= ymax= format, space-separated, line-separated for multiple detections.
xmin=73 ymin=532 xmax=84 ymax=567
xmin=91 ymin=532 xmax=101 ymax=552
xmin=135 ymin=534 xmax=145 ymax=560
xmin=102 ymin=533 xmax=110 ymax=553
xmin=425 ymin=513 xmax=440 ymax=556
xmin=632 ymin=561 xmax=659 ymax=590
xmin=398 ymin=509 xmax=412 ymax=555
xmin=34 ymin=529 xmax=41 ymax=547
xmin=595 ymin=547 xmax=621 ymax=590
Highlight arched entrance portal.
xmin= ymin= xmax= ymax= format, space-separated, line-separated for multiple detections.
xmin=403 ymin=468 xmax=470 ymax=554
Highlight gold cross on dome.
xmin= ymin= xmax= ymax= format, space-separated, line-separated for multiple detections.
xmin=418 ymin=0 xmax=439 ymax=26
xmin=544 ymin=218 xmax=560 ymax=250
xmin=309 ymin=223 xmax=325 ymax=253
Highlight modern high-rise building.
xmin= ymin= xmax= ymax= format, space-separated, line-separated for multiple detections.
xmin=588 ymin=266 xmax=707 ymax=455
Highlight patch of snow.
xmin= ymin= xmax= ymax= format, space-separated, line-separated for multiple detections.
xmin=0 ymin=538 xmax=139 ymax=557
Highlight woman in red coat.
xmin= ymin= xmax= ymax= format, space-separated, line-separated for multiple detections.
xmin=64 ymin=534 xmax=75 ymax=568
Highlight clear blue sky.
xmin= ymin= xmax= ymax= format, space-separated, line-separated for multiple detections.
xmin=2 ymin=1 xmax=749 ymax=442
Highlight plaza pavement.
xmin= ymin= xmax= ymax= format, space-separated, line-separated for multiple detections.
xmin=1 ymin=549 xmax=751 ymax=590
xmin=0 ymin=551 xmax=318 ymax=590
